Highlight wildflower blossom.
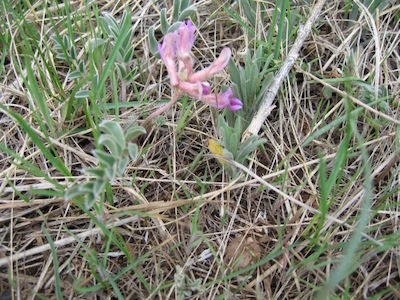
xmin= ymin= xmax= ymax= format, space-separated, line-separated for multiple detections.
xmin=143 ymin=20 xmax=242 ymax=126
xmin=158 ymin=20 xmax=242 ymax=112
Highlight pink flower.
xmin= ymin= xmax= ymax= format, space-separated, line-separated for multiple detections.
xmin=201 ymin=88 xmax=243 ymax=111
xmin=157 ymin=20 xmax=242 ymax=112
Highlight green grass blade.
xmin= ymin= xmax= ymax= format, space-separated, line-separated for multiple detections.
xmin=274 ymin=0 xmax=288 ymax=59
xmin=318 ymin=104 xmax=373 ymax=299
xmin=24 ymin=57 xmax=56 ymax=137
xmin=42 ymin=224 xmax=63 ymax=300
xmin=0 ymin=104 xmax=71 ymax=176
xmin=0 ymin=143 xmax=63 ymax=189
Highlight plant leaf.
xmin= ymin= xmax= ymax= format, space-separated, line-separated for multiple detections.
xmin=125 ymin=125 xmax=146 ymax=141
xmin=75 ymin=90 xmax=90 ymax=98
xmin=161 ymin=8 xmax=169 ymax=35
xmin=128 ymin=142 xmax=139 ymax=161
xmin=99 ymin=120 xmax=125 ymax=147
xmin=178 ymin=6 xmax=196 ymax=21
xmin=173 ymin=0 xmax=181 ymax=21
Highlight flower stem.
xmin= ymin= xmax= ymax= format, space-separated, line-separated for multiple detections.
xmin=142 ymin=91 xmax=180 ymax=127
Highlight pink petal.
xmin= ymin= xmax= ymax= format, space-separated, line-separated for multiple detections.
xmin=229 ymin=97 xmax=243 ymax=111
xmin=159 ymin=32 xmax=179 ymax=86
xmin=201 ymin=82 xmax=211 ymax=95
xmin=177 ymin=20 xmax=195 ymax=56
xmin=178 ymin=81 xmax=202 ymax=99
xmin=176 ymin=20 xmax=195 ymax=77
xmin=188 ymin=48 xmax=231 ymax=82
xmin=201 ymin=88 xmax=231 ymax=109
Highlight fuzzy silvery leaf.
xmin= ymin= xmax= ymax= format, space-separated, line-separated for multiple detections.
xmin=167 ymin=22 xmax=182 ymax=33
xmin=228 ymin=59 xmax=240 ymax=91
xmin=123 ymin=46 xmax=134 ymax=63
xmin=148 ymin=26 xmax=159 ymax=55
xmin=87 ymin=38 xmax=106 ymax=51
xmin=128 ymin=142 xmax=139 ymax=162
xmin=178 ymin=6 xmax=196 ymax=21
xmin=51 ymin=35 xmax=62 ymax=49
xmin=99 ymin=120 xmax=125 ymax=146
xmin=121 ymin=28 xmax=133 ymax=51
xmin=68 ymin=71 xmax=82 ymax=81
xmin=180 ymin=0 xmax=191 ymax=9
xmin=125 ymin=125 xmax=146 ymax=141
xmin=78 ymin=182 xmax=95 ymax=194
xmin=172 ymin=0 xmax=181 ymax=21
xmin=93 ymin=179 xmax=106 ymax=196
xmin=84 ymin=193 xmax=96 ymax=210
xmin=84 ymin=167 xmax=106 ymax=178
xmin=55 ymin=53 xmax=67 ymax=60
xmin=75 ymin=90 xmax=90 ymax=98
xmin=94 ymin=149 xmax=116 ymax=169
xmin=62 ymin=35 xmax=71 ymax=49
xmin=109 ymin=26 xmax=119 ymax=39
xmin=121 ymin=10 xmax=131 ymax=31
xmin=161 ymin=8 xmax=169 ymax=35
xmin=70 ymin=46 xmax=77 ymax=60
xmin=236 ymin=136 xmax=266 ymax=163
xmin=118 ymin=156 xmax=129 ymax=173
xmin=98 ymin=134 xmax=123 ymax=157
xmin=53 ymin=43 xmax=63 ymax=51
xmin=239 ymin=66 xmax=248 ymax=106
xmin=222 ymin=148 xmax=234 ymax=161
xmin=100 ymin=17 xmax=112 ymax=36
xmin=116 ymin=63 xmax=127 ymax=79
xmin=104 ymin=164 xmax=117 ymax=181
xmin=240 ymin=0 xmax=256 ymax=27
xmin=102 ymin=13 xmax=119 ymax=34
xmin=78 ymin=61 xmax=85 ymax=73
xmin=64 ymin=185 xmax=85 ymax=200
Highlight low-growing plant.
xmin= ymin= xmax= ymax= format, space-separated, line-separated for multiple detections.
xmin=143 ymin=10 xmax=243 ymax=126
xmin=65 ymin=120 xmax=145 ymax=210
xmin=209 ymin=115 xmax=266 ymax=178
xmin=226 ymin=46 xmax=274 ymax=129
xmin=51 ymin=34 xmax=87 ymax=92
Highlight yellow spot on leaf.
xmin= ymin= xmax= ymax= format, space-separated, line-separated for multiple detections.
xmin=208 ymin=139 xmax=225 ymax=165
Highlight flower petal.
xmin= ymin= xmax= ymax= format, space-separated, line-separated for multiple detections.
xmin=177 ymin=19 xmax=195 ymax=56
xmin=201 ymin=82 xmax=211 ymax=95
xmin=178 ymin=81 xmax=202 ymax=99
xmin=159 ymin=32 xmax=179 ymax=86
xmin=201 ymin=88 xmax=231 ymax=109
xmin=229 ymin=97 xmax=243 ymax=111
xmin=188 ymin=47 xmax=231 ymax=82
xmin=176 ymin=20 xmax=195 ymax=77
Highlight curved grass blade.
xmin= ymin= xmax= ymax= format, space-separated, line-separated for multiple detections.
xmin=0 ymin=104 xmax=71 ymax=176
xmin=42 ymin=224 xmax=63 ymax=300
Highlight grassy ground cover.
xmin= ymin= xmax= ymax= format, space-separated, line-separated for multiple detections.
xmin=1 ymin=0 xmax=399 ymax=298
